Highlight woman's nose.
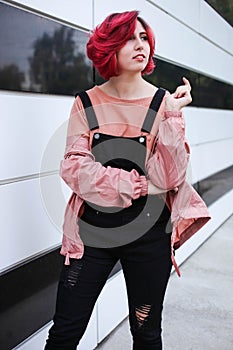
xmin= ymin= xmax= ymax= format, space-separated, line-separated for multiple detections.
xmin=134 ymin=38 xmax=143 ymax=50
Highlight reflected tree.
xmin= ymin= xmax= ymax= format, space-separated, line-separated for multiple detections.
xmin=29 ymin=27 xmax=92 ymax=95
xmin=0 ymin=64 xmax=24 ymax=90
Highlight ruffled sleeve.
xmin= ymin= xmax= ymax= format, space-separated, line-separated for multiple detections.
xmin=60 ymin=98 xmax=148 ymax=208
xmin=147 ymin=110 xmax=190 ymax=190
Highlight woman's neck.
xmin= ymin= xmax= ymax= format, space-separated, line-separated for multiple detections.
xmin=99 ymin=74 xmax=156 ymax=100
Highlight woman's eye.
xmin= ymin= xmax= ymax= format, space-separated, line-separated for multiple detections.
xmin=128 ymin=34 xmax=148 ymax=41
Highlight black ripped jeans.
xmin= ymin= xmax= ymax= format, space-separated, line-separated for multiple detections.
xmin=44 ymin=224 xmax=172 ymax=350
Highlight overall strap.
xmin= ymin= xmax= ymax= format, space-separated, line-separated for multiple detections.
xmin=76 ymin=91 xmax=99 ymax=131
xmin=141 ymin=87 xmax=166 ymax=133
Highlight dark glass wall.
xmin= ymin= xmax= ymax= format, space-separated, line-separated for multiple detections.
xmin=194 ymin=165 xmax=233 ymax=206
xmin=0 ymin=3 xmax=93 ymax=95
xmin=145 ymin=58 xmax=233 ymax=110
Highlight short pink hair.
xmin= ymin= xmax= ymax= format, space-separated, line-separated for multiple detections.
xmin=87 ymin=11 xmax=155 ymax=80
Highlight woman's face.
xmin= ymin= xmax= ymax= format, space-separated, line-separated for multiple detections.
xmin=117 ymin=20 xmax=150 ymax=75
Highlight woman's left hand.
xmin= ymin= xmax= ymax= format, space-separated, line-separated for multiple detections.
xmin=165 ymin=77 xmax=192 ymax=111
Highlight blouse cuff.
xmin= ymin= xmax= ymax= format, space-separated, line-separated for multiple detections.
xmin=131 ymin=175 xmax=148 ymax=200
xmin=140 ymin=176 xmax=148 ymax=196
xmin=163 ymin=111 xmax=182 ymax=119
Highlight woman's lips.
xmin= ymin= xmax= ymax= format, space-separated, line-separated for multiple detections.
xmin=133 ymin=54 xmax=146 ymax=61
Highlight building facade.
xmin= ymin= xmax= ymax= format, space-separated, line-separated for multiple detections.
xmin=0 ymin=1 xmax=233 ymax=349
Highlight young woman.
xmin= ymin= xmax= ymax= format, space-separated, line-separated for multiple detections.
xmin=45 ymin=10 xmax=210 ymax=350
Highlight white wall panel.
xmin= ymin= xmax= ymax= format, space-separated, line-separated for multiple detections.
xmin=0 ymin=177 xmax=63 ymax=272
xmin=198 ymin=35 xmax=233 ymax=84
xmin=148 ymin=2 xmax=233 ymax=85
xmin=184 ymin=107 xmax=233 ymax=183
xmin=14 ymin=0 xmax=93 ymax=29
xmin=190 ymin=138 xmax=233 ymax=183
xmin=148 ymin=1 xmax=233 ymax=83
xmin=40 ymin=173 xmax=71 ymax=235
xmin=0 ymin=92 xmax=71 ymax=180
xmin=184 ymin=107 xmax=233 ymax=146
xmin=93 ymin=0 xmax=144 ymax=26
xmin=142 ymin=3 xmax=200 ymax=72
xmin=147 ymin=0 xmax=233 ymax=58
xmin=200 ymin=0 xmax=233 ymax=55
xmin=148 ymin=0 xmax=200 ymax=32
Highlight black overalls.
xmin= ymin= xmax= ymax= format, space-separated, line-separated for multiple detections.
xmin=45 ymin=89 xmax=173 ymax=350
xmin=77 ymin=88 xmax=171 ymax=250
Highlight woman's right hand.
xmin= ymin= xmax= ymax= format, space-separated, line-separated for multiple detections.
xmin=165 ymin=77 xmax=192 ymax=111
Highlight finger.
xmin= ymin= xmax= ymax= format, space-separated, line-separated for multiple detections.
xmin=174 ymin=84 xmax=192 ymax=98
xmin=174 ymin=86 xmax=188 ymax=98
xmin=182 ymin=77 xmax=191 ymax=90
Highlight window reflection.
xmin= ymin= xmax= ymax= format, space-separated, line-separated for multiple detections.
xmin=28 ymin=26 xmax=92 ymax=94
xmin=145 ymin=58 xmax=233 ymax=110
xmin=0 ymin=64 xmax=24 ymax=90
xmin=0 ymin=3 xmax=93 ymax=94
